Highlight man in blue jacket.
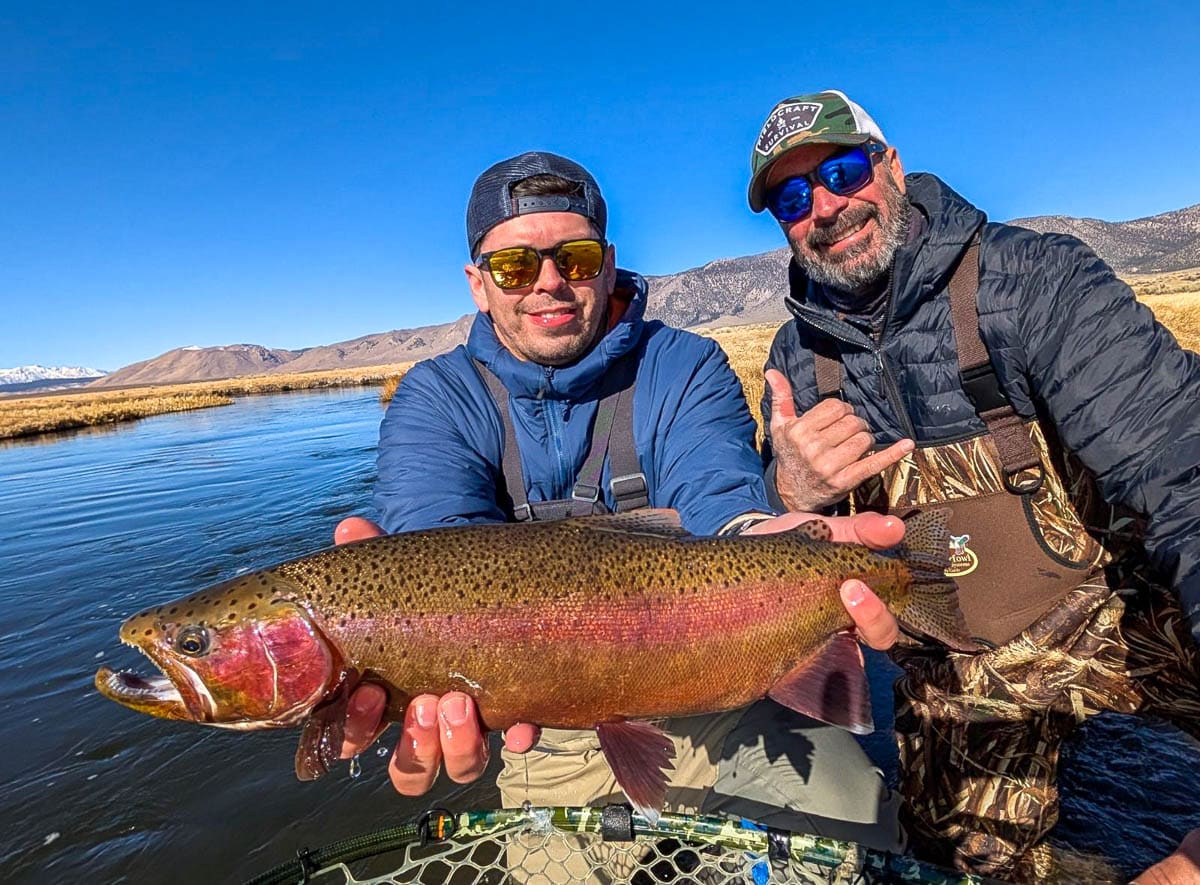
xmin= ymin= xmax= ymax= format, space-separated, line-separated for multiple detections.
xmin=338 ymin=151 xmax=910 ymax=869
xmin=747 ymin=90 xmax=1200 ymax=880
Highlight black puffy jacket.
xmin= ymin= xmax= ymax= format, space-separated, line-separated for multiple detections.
xmin=763 ymin=173 xmax=1200 ymax=644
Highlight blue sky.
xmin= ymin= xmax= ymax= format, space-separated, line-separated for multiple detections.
xmin=4 ymin=2 xmax=1198 ymax=371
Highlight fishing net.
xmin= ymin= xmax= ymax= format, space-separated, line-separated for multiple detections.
xmin=245 ymin=806 xmax=995 ymax=885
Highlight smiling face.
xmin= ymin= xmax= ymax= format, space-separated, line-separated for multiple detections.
xmin=465 ymin=211 xmax=615 ymax=366
xmin=767 ymin=142 xmax=908 ymax=294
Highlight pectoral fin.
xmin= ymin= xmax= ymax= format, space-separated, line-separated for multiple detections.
xmin=767 ymin=631 xmax=874 ymax=735
xmin=595 ymin=720 xmax=676 ymax=823
xmin=295 ymin=677 xmax=356 ymax=780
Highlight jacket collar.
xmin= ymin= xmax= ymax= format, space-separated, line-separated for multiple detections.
xmin=467 ymin=269 xmax=647 ymax=400
xmin=785 ymin=173 xmax=987 ymax=343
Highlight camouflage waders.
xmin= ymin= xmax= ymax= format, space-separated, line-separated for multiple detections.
xmin=814 ymin=241 xmax=1200 ymax=880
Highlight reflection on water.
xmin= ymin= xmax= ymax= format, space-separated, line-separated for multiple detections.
xmin=0 ymin=388 xmax=1195 ymax=883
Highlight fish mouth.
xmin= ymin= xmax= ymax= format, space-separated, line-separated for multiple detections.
xmin=95 ymin=644 xmax=216 ymax=723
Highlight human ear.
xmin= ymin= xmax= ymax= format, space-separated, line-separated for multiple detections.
xmin=465 ymin=263 xmax=491 ymax=314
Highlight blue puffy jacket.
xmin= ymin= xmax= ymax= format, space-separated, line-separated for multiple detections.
xmin=376 ymin=272 xmax=771 ymax=536
xmin=763 ymin=173 xmax=1200 ymax=644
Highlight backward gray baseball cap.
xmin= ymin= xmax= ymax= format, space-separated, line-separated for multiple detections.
xmin=466 ymin=151 xmax=607 ymax=257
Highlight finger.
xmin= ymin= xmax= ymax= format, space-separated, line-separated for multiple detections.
xmin=791 ymin=397 xmax=856 ymax=434
xmin=437 ymin=693 xmax=489 ymax=784
xmin=840 ymin=580 xmax=899 ymax=650
xmin=837 ymin=511 xmax=906 ymax=549
xmin=805 ymin=412 xmax=871 ymax=449
xmin=503 ymin=723 xmax=540 ymax=753
xmin=340 ymin=683 xmax=387 ymax=758
xmin=836 ymin=438 xmax=914 ymax=488
xmin=809 ymin=430 xmax=874 ymax=478
xmin=335 ymin=516 xmax=384 ymax=545
xmin=387 ymin=694 xmax=443 ymax=795
xmin=764 ymin=369 xmax=798 ymax=422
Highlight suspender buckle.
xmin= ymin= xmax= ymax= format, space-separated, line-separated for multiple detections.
xmin=512 ymin=503 xmax=533 ymax=522
xmin=609 ymin=472 xmax=649 ymax=512
xmin=571 ymin=483 xmax=601 ymax=504
xmin=960 ymin=363 xmax=1010 ymax=415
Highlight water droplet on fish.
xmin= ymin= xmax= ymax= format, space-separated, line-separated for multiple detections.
xmin=375 ymin=746 xmax=389 ymax=758
xmin=348 ymin=755 xmax=362 ymax=779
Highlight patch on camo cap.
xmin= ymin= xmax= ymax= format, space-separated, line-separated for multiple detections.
xmin=754 ymin=101 xmax=824 ymax=156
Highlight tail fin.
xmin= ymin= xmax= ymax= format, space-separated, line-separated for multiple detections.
xmin=892 ymin=508 xmax=980 ymax=652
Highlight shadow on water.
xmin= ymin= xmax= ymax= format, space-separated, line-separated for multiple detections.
xmin=0 ymin=387 xmax=1196 ymax=883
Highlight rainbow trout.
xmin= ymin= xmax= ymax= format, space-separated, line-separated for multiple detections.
xmin=96 ymin=508 xmax=974 ymax=816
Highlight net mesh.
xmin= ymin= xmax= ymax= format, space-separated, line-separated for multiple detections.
xmin=267 ymin=808 xmax=990 ymax=885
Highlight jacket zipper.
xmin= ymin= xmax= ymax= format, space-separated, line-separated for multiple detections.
xmin=872 ymin=265 xmax=918 ymax=440
xmin=541 ymin=367 xmax=571 ymax=496
xmin=788 ymin=263 xmax=919 ymax=442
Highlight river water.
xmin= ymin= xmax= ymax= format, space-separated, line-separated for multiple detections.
xmin=0 ymin=388 xmax=1196 ymax=882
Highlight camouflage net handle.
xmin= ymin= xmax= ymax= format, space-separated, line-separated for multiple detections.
xmin=244 ymin=805 xmax=998 ymax=885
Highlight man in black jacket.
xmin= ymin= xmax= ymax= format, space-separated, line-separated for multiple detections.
xmin=748 ymin=90 xmax=1200 ymax=880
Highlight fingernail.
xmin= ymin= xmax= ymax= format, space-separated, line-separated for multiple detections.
xmin=844 ymin=582 xmax=866 ymax=607
xmin=414 ymin=700 xmax=436 ymax=729
xmin=442 ymin=695 xmax=469 ymax=727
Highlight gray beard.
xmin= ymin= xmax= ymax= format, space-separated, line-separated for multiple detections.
xmin=790 ymin=174 xmax=909 ymax=293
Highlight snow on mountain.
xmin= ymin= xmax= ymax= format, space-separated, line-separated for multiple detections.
xmin=0 ymin=365 xmax=107 ymax=385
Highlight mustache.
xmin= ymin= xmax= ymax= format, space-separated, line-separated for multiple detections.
xmin=806 ymin=205 xmax=878 ymax=248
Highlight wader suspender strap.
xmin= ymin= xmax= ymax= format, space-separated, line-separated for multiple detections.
xmin=473 ymin=359 xmax=648 ymax=521
xmin=813 ymin=339 xmax=843 ymax=400
xmin=810 ymin=238 xmax=1042 ymax=493
xmin=946 ymin=239 xmax=1043 ymax=493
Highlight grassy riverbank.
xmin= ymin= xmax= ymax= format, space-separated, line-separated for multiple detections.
xmin=0 ymin=365 xmax=412 ymax=441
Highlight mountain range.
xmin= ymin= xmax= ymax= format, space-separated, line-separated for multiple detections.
xmin=89 ymin=201 xmax=1200 ymax=387
xmin=0 ymin=365 xmax=108 ymax=394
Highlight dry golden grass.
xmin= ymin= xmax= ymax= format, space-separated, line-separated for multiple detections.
xmin=0 ymin=390 xmax=235 ymax=439
xmin=698 ymin=323 xmax=783 ymax=436
xmin=1123 ymin=269 xmax=1200 ymax=352
xmin=0 ymin=363 xmax=414 ymax=441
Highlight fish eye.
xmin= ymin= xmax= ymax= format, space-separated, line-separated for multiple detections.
xmin=176 ymin=626 xmax=210 ymax=657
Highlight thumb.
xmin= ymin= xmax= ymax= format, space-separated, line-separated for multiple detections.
xmin=765 ymin=369 xmax=797 ymax=422
xmin=335 ymin=516 xmax=384 ymax=545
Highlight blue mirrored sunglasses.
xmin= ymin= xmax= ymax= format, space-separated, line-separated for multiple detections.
xmin=765 ymin=143 xmax=886 ymax=223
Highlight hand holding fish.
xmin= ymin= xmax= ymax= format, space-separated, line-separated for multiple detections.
xmin=743 ymin=509 xmax=903 ymax=650
xmin=333 ymin=510 xmax=906 ymax=798
xmin=765 ymin=369 xmax=914 ymax=511
xmin=334 ymin=516 xmax=536 ymax=796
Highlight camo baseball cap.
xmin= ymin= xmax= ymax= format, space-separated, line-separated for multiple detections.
xmin=747 ymin=90 xmax=888 ymax=212
xmin=466 ymin=151 xmax=607 ymax=257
